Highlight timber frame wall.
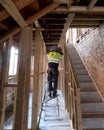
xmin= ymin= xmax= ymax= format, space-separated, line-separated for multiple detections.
xmin=0 ymin=26 xmax=47 ymax=130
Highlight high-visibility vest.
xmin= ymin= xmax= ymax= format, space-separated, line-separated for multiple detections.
xmin=47 ymin=51 xmax=63 ymax=64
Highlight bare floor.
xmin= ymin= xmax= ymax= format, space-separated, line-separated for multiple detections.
xmin=4 ymin=90 xmax=73 ymax=130
xmin=39 ymin=90 xmax=73 ymax=130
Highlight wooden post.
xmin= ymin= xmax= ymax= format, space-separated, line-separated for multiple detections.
xmin=0 ymin=39 xmax=11 ymax=129
xmin=13 ymin=26 xmax=32 ymax=130
xmin=32 ymin=27 xmax=41 ymax=130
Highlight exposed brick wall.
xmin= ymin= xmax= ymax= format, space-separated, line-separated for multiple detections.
xmin=74 ymin=24 xmax=104 ymax=97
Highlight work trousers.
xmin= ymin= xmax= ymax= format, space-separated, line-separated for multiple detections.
xmin=47 ymin=67 xmax=58 ymax=97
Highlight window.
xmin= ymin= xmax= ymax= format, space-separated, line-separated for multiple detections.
xmin=9 ymin=47 xmax=18 ymax=75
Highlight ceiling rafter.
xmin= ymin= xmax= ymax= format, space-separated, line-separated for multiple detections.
xmin=0 ymin=2 xmax=60 ymax=44
xmin=0 ymin=0 xmax=27 ymax=28
xmin=0 ymin=0 xmax=35 ymax=22
xmin=0 ymin=22 xmax=9 ymax=30
xmin=52 ymin=6 xmax=104 ymax=14
xmin=88 ymin=0 xmax=98 ymax=10
xmin=26 ymin=2 xmax=60 ymax=24
xmin=74 ymin=0 xmax=80 ymax=4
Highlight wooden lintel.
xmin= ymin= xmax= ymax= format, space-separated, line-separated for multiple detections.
xmin=0 ymin=0 xmax=27 ymax=28
xmin=88 ymin=0 xmax=98 ymax=10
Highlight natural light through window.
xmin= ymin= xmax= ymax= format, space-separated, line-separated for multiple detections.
xmin=9 ymin=46 xmax=18 ymax=75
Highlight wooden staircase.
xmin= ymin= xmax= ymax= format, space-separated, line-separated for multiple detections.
xmin=67 ymin=44 xmax=104 ymax=130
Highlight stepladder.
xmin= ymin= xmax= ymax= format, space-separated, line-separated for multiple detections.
xmin=43 ymin=90 xmax=60 ymax=121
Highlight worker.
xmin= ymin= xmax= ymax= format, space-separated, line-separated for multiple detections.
xmin=47 ymin=46 xmax=64 ymax=98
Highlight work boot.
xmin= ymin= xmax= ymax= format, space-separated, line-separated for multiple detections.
xmin=53 ymin=91 xmax=57 ymax=98
xmin=49 ymin=92 xmax=52 ymax=98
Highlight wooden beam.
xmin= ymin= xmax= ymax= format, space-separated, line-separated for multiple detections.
xmin=27 ymin=2 xmax=60 ymax=24
xmin=0 ymin=0 xmax=27 ymax=28
xmin=67 ymin=0 xmax=73 ymax=9
xmin=34 ymin=20 xmax=40 ymax=27
xmin=59 ymin=13 xmax=75 ymax=45
xmin=46 ymin=42 xmax=58 ymax=45
xmin=5 ymin=83 xmax=18 ymax=87
xmin=74 ymin=0 xmax=80 ymax=4
xmin=52 ymin=6 xmax=104 ymax=13
xmin=0 ymin=2 xmax=60 ymax=44
xmin=0 ymin=0 xmax=35 ymax=22
xmin=0 ymin=22 xmax=9 ymax=30
xmin=72 ymin=24 xmax=101 ymax=28
xmin=88 ymin=0 xmax=98 ymax=10
xmin=72 ymin=20 xmax=101 ymax=26
xmin=74 ymin=17 xmax=104 ymax=20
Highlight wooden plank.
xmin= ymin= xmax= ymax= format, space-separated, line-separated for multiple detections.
xmin=0 ymin=0 xmax=27 ymax=28
xmin=88 ymin=0 xmax=98 ymax=10
xmin=13 ymin=26 xmax=32 ymax=130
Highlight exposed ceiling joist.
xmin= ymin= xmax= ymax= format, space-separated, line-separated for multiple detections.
xmin=74 ymin=0 xmax=80 ymax=4
xmin=88 ymin=0 xmax=98 ymax=10
xmin=52 ymin=6 xmax=104 ymax=14
xmin=0 ymin=0 xmax=27 ymax=28
xmin=74 ymin=17 xmax=104 ymax=20
xmin=0 ymin=22 xmax=9 ymax=30
xmin=46 ymin=43 xmax=57 ymax=45
xmin=0 ymin=0 xmax=36 ymax=22
xmin=72 ymin=20 xmax=101 ymax=26
xmin=27 ymin=2 xmax=60 ymax=25
xmin=0 ymin=2 xmax=60 ymax=44
xmin=0 ymin=26 xmax=20 ymax=44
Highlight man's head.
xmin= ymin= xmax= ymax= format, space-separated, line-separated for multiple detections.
xmin=50 ymin=46 xmax=57 ymax=52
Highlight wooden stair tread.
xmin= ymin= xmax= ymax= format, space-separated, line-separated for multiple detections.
xmin=82 ymin=112 xmax=104 ymax=118
xmin=81 ymin=103 xmax=104 ymax=112
xmin=82 ymin=118 xmax=104 ymax=129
